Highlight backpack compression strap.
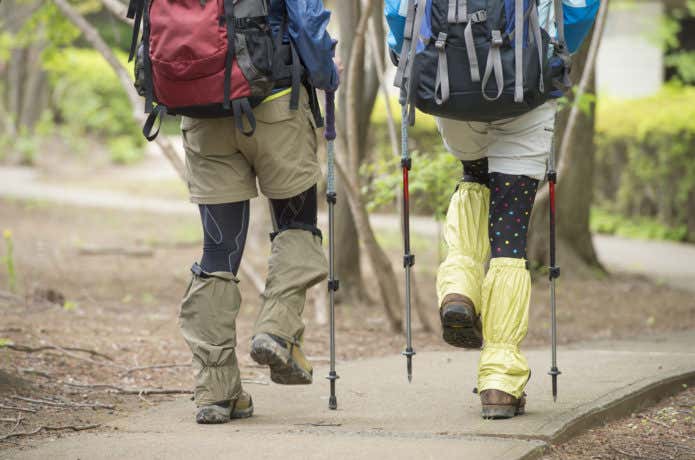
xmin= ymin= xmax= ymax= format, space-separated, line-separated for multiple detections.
xmin=513 ymin=0 xmax=524 ymax=102
xmin=126 ymin=0 xmax=144 ymax=62
xmin=394 ymin=0 xmax=428 ymax=124
xmin=434 ymin=9 xmax=487 ymax=106
xmin=447 ymin=0 xmax=467 ymax=23
xmin=223 ymin=0 xmax=236 ymax=110
xmin=482 ymin=31 xmax=504 ymax=101
xmin=554 ymin=0 xmax=572 ymax=88
xmin=528 ymin=2 xmax=545 ymax=94
xmin=127 ymin=0 xmax=154 ymax=112
xmin=232 ymin=99 xmax=256 ymax=137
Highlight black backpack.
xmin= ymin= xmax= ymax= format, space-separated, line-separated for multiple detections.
xmin=395 ymin=0 xmax=571 ymax=122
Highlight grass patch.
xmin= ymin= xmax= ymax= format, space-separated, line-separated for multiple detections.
xmin=591 ymin=208 xmax=688 ymax=242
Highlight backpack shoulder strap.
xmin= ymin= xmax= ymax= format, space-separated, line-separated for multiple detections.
xmin=127 ymin=0 xmax=145 ymax=62
xmin=554 ymin=0 xmax=566 ymax=48
xmin=394 ymin=0 xmax=428 ymax=124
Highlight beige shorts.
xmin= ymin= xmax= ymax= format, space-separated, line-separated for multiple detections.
xmin=182 ymin=88 xmax=320 ymax=204
xmin=436 ymin=102 xmax=557 ymax=181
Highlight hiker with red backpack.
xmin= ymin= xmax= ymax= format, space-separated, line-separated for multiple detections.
xmin=127 ymin=0 xmax=340 ymax=424
xmin=387 ymin=0 xmax=599 ymax=419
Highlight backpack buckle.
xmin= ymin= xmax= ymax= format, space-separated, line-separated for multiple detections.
xmin=469 ymin=10 xmax=487 ymax=23
xmin=435 ymin=32 xmax=448 ymax=50
xmin=491 ymin=30 xmax=503 ymax=47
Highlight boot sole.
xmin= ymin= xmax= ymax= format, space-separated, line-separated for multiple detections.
xmin=441 ymin=308 xmax=483 ymax=349
xmin=250 ymin=341 xmax=313 ymax=385
xmin=481 ymin=404 xmax=525 ymax=420
xmin=196 ymin=406 xmax=231 ymax=424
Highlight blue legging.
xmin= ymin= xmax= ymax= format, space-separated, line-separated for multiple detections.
xmin=198 ymin=185 xmax=318 ymax=275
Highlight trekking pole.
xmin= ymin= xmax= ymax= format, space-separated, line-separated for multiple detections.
xmin=401 ymin=104 xmax=416 ymax=383
xmin=547 ymin=127 xmax=561 ymax=402
xmin=325 ymin=91 xmax=339 ymax=410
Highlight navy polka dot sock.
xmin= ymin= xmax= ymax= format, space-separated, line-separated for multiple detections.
xmin=488 ymin=173 xmax=539 ymax=259
xmin=461 ymin=158 xmax=489 ymax=185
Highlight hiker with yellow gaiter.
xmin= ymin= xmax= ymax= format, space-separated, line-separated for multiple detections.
xmin=386 ymin=0 xmax=599 ymax=419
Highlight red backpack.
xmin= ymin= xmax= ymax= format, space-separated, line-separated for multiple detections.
xmin=127 ymin=0 xmax=314 ymax=140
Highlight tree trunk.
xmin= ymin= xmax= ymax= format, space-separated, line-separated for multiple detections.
xmin=0 ymin=0 xmax=47 ymax=136
xmin=335 ymin=137 xmax=403 ymax=332
xmin=333 ymin=0 xmax=365 ymax=303
xmin=527 ymin=10 xmax=608 ymax=278
xmin=687 ymin=187 xmax=695 ymax=243
xmin=54 ymin=0 xmax=186 ymax=181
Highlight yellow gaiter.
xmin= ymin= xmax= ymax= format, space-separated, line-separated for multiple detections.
xmin=477 ymin=257 xmax=531 ymax=398
xmin=436 ymin=182 xmax=491 ymax=312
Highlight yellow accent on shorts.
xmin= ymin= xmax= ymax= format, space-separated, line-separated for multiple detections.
xmin=262 ymin=88 xmax=292 ymax=104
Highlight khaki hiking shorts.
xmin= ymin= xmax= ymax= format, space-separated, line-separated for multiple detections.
xmin=182 ymin=87 xmax=320 ymax=204
xmin=436 ymin=101 xmax=557 ymax=181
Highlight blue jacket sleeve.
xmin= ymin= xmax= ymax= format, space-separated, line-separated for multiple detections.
xmin=385 ymin=0 xmax=432 ymax=55
xmin=286 ymin=0 xmax=339 ymax=91
xmin=564 ymin=0 xmax=600 ymax=53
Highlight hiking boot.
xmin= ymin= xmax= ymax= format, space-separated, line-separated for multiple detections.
xmin=480 ymin=389 xmax=526 ymax=419
xmin=195 ymin=390 xmax=254 ymax=424
xmin=250 ymin=333 xmax=313 ymax=385
xmin=440 ymin=294 xmax=483 ymax=349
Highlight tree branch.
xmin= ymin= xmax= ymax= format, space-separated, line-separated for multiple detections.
xmin=4 ymin=343 xmax=114 ymax=361
xmin=334 ymin=137 xmax=403 ymax=332
xmin=100 ymin=0 xmax=133 ymax=25
xmin=368 ymin=16 xmax=399 ymax=159
xmin=53 ymin=0 xmax=186 ymax=181
xmin=0 ymin=424 xmax=100 ymax=442
xmin=556 ymin=0 xmax=609 ymax=177
xmin=346 ymin=0 xmax=377 ymax=177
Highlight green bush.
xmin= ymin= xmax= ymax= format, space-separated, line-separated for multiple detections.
xmin=590 ymin=208 xmax=687 ymax=242
xmin=43 ymin=47 xmax=145 ymax=162
xmin=366 ymin=97 xmax=460 ymax=218
xmin=595 ymin=84 xmax=695 ymax=239
xmin=370 ymin=96 xmax=443 ymax=156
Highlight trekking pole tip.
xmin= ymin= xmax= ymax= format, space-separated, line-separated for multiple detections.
xmin=329 ymin=395 xmax=337 ymax=410
xmin=403 ymin=348 xmax=415 ymax=383
xmin=549 ymin=367 xmax=561 ymax=403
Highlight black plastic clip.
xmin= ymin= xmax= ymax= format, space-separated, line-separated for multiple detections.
xmin=401 ymin=157 xmax=412 ymax=170
xmin=549 ymin=266 xmax=561 ymax=280
xmin=547 ymin=170 xmax=557 ymax=182
xmin=403 ymin=254 xmax=415 ymax=268
xmin=326 ymin=192 xmax=337 ymax=205
xmin=328 ymin=279 xmax=340 ymax=292
xmin=190 ymin=263 xmax=210 ymax=279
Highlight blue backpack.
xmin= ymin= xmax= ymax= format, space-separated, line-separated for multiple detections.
xmin=387 ymin=0 xmax=599 ymax=122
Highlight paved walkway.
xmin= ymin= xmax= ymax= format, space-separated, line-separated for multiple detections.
xmin=3 ymin=331 xmax=694 ymax=460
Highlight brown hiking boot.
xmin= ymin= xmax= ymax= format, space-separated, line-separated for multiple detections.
xmin=250 ymin=333 xmax=313 ymax=385
xmin=480 ymin=389 xmax=526 ymax=419
xmin=440 ymin=294 xmax=483 ymax=349
xmin=195 ymin=390 xmax=254 ymax=424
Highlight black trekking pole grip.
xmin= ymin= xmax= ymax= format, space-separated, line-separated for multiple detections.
xmin=324 ymin=91 xmax=336 ymax=141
